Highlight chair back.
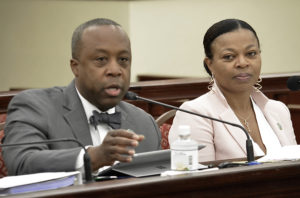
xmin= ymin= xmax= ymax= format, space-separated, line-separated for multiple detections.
xmin=0 ymin=122 xmax=4 ymax=131
xmin=156 ymin=110 xmax=176 ymax=149
xmin=0 ymin=114 xmax=8 ymax=178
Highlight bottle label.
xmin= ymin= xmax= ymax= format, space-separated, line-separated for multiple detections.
xmin=171 ymin=150 xmax=198 ymax=171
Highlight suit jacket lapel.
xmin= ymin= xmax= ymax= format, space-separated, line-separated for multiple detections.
xmin=220 ymin=109 xmax=248 ymax=155
xmin=116 ymin=104 xmax=134 ymax=130
xmin=263 ymin=111 xmax=290 ymax=146
xmin=62 ymin=80 xmax=93 ymax=146
xmin=252 ymin=92 xmax=291 ymax=146
xmin=212 ymin=84 xmax=248 ymax=155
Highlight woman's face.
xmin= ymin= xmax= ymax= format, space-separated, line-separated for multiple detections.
xmin=205 ymin=28 xmax=261 ymax=94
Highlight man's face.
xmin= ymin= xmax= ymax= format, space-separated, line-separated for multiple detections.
xmin=71 ymin=25 xmax=131 ymax=111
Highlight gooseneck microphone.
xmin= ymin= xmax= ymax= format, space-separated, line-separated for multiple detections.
xmin=287 ymin=76 xmax=300 ymax=91
xmin=125 ymin=91 xmax=255 ymax=162
xmin=0 ymin=138 xmax=93 ymax=182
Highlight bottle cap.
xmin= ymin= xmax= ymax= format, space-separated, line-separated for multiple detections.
xmin=178 ymin=125 xmax=191 ymax=136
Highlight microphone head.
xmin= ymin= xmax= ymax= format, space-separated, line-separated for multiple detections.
xmin=125 ymin=91 xmax=138 ymax=100
xmin=287 ymin=76 xmax=300 ymax=91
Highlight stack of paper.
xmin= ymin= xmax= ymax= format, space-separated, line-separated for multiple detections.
xmin=0 ymin=171 xmax=81 ymax=195
xmin=257 ymin=145 xmax=300 ymax=163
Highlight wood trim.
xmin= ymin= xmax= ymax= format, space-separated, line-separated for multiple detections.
xmin=1 ymin=73 xmax=300 ymax=115
xmin=8 ymin=160 xmax=300 ymax=198
xmin=288 ymin=104 xmax=300 ymax=109
xmin=155 ymin=109 xmax=176 ymax=126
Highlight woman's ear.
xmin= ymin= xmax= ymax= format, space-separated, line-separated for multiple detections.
xmin=70 ymin=59 xmax=79 ymax=77
xmin=204 ymin=57 xmax=213 ymax=73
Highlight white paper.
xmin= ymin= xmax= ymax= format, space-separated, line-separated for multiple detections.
xmin=161 ymin=167 xmax=218 ymax=177
xmin=257 ymin=145 xmax=300 ymax=163
xmin=160 ymin=163 xmax=211 ymax=177
xmin=0 ymin=171 xmax=80 ymax=189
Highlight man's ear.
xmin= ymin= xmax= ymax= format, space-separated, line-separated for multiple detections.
xmin=70 ymin=58 xmax=79 ymax=77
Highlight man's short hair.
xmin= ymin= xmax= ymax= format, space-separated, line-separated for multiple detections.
xmin=71 ymin=18 xmax=121 ymax=59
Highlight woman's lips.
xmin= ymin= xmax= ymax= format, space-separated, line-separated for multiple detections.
xmin=234 ymin=73 xmax=251 ymax=81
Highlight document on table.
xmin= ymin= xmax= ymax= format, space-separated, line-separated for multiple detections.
xmin=257 ymin=145 xmax=300 ymax=163
xmin=0 ymin=171 xmax=81 ymax=195
xmin=160 ymin=163 xmax=213 ymax=177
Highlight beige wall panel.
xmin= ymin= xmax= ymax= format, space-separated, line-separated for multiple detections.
xmin=0 ymin=0 xmax=299 ymax=90
xmin=129 ymin=0 xmax=300 ymax=80
xmin=0 ymin=0 xmax=129 ymax=91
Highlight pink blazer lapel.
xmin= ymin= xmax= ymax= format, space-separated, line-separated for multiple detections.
xmin=219 ymin=108 xmax=248 ymax=155
xmin=261 ymin=110 xmax=291 ymax=146
xmin=252 ymin=91 xmax=291 ymax=146
xmin=212 ymin=83 xmax=292 ymax=158
xmin=212 ymin=83 xmax=249 ymax=155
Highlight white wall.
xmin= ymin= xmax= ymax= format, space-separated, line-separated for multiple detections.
xmin=0 ymin=0 xmax=129 ymax=90
xmin=129 ymin=0 xmax=300 ymax=80
xmin=0 ymin=0 xmax=299 ymax=91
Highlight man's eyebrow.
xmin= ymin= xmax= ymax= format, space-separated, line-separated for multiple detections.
xmin=221 ymin=48 xmax=235 ymax=53
xmin=93 ymin=49 xmax=131 ymax=54
xmin=94 ymin=49 xmax=107 ymax=53
xmin=119 ymin=50 xmax=131 ymax=54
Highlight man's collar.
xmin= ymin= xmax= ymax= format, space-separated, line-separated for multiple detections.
xmin=75 ymin=87 xmax=116 ymax=123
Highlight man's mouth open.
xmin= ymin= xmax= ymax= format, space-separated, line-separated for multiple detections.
xmin=105 ymin=87 xmax=121 ymax=97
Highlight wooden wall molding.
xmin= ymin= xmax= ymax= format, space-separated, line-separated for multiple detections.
xmin=1 ymin=73 xmax=300 ymax=141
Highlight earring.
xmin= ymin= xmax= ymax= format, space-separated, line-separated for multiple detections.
xmin=208 ymin=74 xmax=215 ymax=91
xmin=254 ymin=76 xmax=262 ymax=91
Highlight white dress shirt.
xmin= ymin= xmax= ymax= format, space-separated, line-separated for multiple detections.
xmin=75 ymin=88 xmax=115 ymax=175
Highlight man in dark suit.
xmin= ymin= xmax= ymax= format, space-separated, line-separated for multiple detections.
xmin=2 ymin=18 xmax=161 ymax=176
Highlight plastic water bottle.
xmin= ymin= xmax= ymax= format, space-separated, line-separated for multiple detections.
xmin=171 ymin=125 xmax=198 ymax=171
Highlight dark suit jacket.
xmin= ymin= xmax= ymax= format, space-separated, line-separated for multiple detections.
xmin=2 ymin=80 xmax=161 ymax=175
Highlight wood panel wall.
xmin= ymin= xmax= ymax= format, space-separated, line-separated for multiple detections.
xmin=1 ymin=73 xmax=300 ymax=141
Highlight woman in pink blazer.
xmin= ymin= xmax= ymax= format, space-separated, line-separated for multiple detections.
xmin=169 ymin=19 xmax=297 ymax=162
